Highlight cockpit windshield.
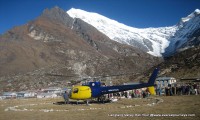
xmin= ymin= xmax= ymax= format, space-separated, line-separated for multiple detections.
xmin=73 ymin=88 xmax=78 ymax=93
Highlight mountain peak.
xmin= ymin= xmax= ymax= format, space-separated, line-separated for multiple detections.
xmin=67 ymin=8 xmax=131 ymax=27
xmin=41 ymin=6 xmax=73 ymax=27
xmin=194 ymin=9 xmax=200 ymax=14
xmin=67 ymin=8 xmax=100 ymax=18
xmin=180 ymin=9 xmax=200 ymax=23
xmin=42 ymin=6 xmax=65 ymax=16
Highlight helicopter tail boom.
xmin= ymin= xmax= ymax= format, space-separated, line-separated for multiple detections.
xmin=147 ymin=67 xmax=159 ymax=86
xmin=98 ymin=68 xmax=159 ymax=96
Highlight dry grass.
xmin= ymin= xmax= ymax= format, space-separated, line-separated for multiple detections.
xmin=0 ymin=95 xmax=200 ymax=120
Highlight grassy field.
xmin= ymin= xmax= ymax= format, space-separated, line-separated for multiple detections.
xmin=0 ymin=95 xmax=200 ymax=120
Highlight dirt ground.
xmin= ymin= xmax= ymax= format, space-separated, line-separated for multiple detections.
xmin=0 ymin=95 xmax=200 ymax=120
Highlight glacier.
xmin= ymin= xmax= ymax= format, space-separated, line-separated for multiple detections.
xmin=67 ymin=8 xmax=200 ymax=57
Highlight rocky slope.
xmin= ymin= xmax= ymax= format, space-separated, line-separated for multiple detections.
xmin=158 ymin=48 xmax=200 ymax=79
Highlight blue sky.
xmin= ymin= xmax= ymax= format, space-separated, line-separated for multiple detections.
xmin=0 ymin=0 xmax=199 ymax=34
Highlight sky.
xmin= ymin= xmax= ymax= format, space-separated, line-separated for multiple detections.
xmin=0 ymin=0 xmax=200 ymax=34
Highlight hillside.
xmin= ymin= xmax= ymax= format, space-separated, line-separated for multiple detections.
xmin=132 ymin=28 xmax=200 ymax=82
xmin=158 ymin=28 xmax=200 ymax=79
xmin=0 ymin=7 xmax=161 ymax=93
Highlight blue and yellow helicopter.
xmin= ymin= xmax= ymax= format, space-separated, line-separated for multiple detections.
xmin=68 ymin=68 xmax=159 ymax=103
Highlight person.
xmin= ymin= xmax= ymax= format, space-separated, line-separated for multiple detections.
xmin=182 ymin=85 xmax=186 ymax=95
xmin=165 ymin=87 xmax=168 ymax=96
xmin=193 ymin=83 xmax=198 ymax=95
xmin=63 ymin=91 xmax=69 ymax=104
xmin=131 ymin=91 xmax=135 ymax=98
xmin=135 ymin=89 xmax=139 ymax=98
xmin=169 ymin=86 xmax=173 ymax=96
xmin=125 ymin=91 xmax=128 ymax=98
xmin=142 ymin=90 xmax=146 ymax=98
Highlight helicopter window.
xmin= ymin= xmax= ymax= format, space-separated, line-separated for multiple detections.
xmin=73 ymin=88 xmax=79 ymax=93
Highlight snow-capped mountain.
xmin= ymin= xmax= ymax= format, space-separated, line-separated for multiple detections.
xmin=67 ymin=8 xmax=200 ymax=57
xmin=164 ymin=9 xmax=200 ymax=56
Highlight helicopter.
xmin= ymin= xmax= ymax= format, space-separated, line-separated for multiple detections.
xmin=66 ymin=68 xmax=159 ymax=104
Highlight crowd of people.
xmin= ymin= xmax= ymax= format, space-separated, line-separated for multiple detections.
xmin=111 ymin=89 xmax=150 ymax=99
xmin=112 ymin=83 xmax=200 ymax=99
xmin=156 ymin=83 xmax=200 ymax=96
